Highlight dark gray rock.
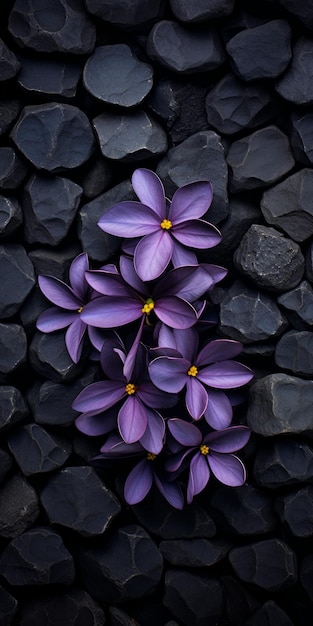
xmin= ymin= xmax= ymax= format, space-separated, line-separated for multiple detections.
xmin=79 ymin=525 xmax=163 ymax=602
xmin=11 ymin=103 xmax=95 ymax=172
xmin=290 ymin=112 xmax=313 ymax=166
xmin=210 ymin=484 xmax=277 ymax=536
xmin=147 ymin=20 xmax=225 ymax=74
xmin=233 ymin=225 xmax=304 ymax=292
xmin=0 ymin=37 xmax=20 ymax=81
xmin=306 ymin=242 xmax=313 ymax=283
xmin=40 ymin=466 xmax=121 ymax=536
xmin=8 ymin=0 xmax=96 ymax=54
xmin=83 ymin=44 xmax=153 ymax=107
xmin=169 ymin=0 xmax=235 ymax=21
xmin=81 ymin=158 xmax=113 ymax=200
xmin=29 ymin=331 xmax=86 ymax=383
xmin=222 ymin=576 xmax=261 ymax=625
xmin=275 ymin=37 xmax=313 ymax=105
xmin=29 ymin=244 xmax=82 ymax=282
xmin=245 ymin=601 xmax=294 ymax=626
xmin=0 ymin=448 xmax=12 ymax=483
xmin=7 ymin=424 xmax=71 ymax=475
xmin=22 ymin=174 xmax=83 ymax=245
xmin=205 ymin=73 xmax=278 ymax=136
xmin=247 ymin=373 xmax=313 ymax=436
xmin=159 ymin=538 xmax=229 ymax=567
xmin=0 ymin=195 xmax=22 ymax=239
xmin=0 ymin=323 xmax=27 ymax=375
xmin=219 ymin=280 xmax=288 ymax=343
xmin=277 ymin=280 xmax=313 ymax=328
xmin=261 ymin=169 xmax=313 ymax=242
xmin=17 ymin=55 xmax=82 ymax=98
xmin=0 ymin=526 xmax=75 ymax=586
xmin=0 ymin=584 xmax=18 ymax=625
xmin=0 ymin=386 xmax=28 ymax=433
xmin=19 ymin=589 xmax=105 ymax=626
xmin=275 ymin=330 xmax=313 ymax=376
xmin=163 ymin=569 xmax=223 ymax=625
xmin=226 ymin=20 xmax=292 ymax=81
xmin=109 ymin=607 xmax=141 ymax=626
xmin=0 ymin=244 xmax=35 ymax=318
xmin=156 ymin=130 xmax=228 ymax=225
xmin=276 ymin=486 xmax=313 ymax=537
xmin=254 ymin=438 xmax=313 ymax=489
xmin=222 ymin=11 xmax=270 ymax=45
xmin=227 ymin=126 xmax=295 ymax=192
xmin=84 ymin=0 xmax=165 ymax=28
xmin=0 ymin=146 xmax=27 ymax=190
xmin=300 ymin=554 xmax=313 ymax=602
xmin=93 ymin=109 xmax=167 ymax=161
xmin=229 ymin=539 xmax=297 ymax=591
xmin=0 ymin=98 xmax=20 ymax=135
xmin=278 ymin=0 xmax=313 ymax=33
xmin=0 ymin=474 xmax=39 ymax=538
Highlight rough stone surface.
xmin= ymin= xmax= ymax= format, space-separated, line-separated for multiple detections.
xmin=159 ymin=538 xmax=229 ymax=567
xmin=0 ymin=97 xmax=21 ymax=135
xmin=0 ymin=36 xmax=20 ymax=80
xmin=0 ymin=385 xmax=28 ymax=433
xmin=84 ymin=0 xmax=165 ymax=28
xmin=7 ymin=424 xmax=71 ymax=476
xmin=169 ymin=0 xmax=235 ymax=22
xmin=163 ymin=570 xmax=223 ymax=625
xmin=300 ymin=554 xmax=313 ymax=602
xmin=0 ymin=448 xmax=12 ymax=484
xmin=275 ymin=37 xmax=313 ymax=105
xmin=275 ymin=330 xmax=313 ymax=376
xmin=277 ymin=280 xmax=313 ymax=329
xmin=279 ymin=0 xmax=313 ymax=32
xmin=80 ymin=158 xmax=113 ymax=200
xmin=0 ymin=243 xmax=35 ymax=318
xmin=276 ymin=486 xmax=313 ymax=537
xmin=210 ymin=484 xmax=277 ymax=536
xmin=253 ymin=438 xmax=313 ymax=489
xmin=18 ymin=589 xmax=105 ymax=626
xmin=0 ymin=195 xmax=22 ymax=239
xmin=0 ymin=584 xmax=18 ymax=625
xmin=0 ymin=146 xmax=27 ymax=190
xmin=29 ymin=331 xmax=86 ymax=383
xmin=229 ymin=539 xmax=297 ymax=591
xmin=17 ymin=55 xmax=83 ymax=98
xmin=0 ymin=474 xmax=39 ymax=538
xmin=290 ymin=111 xmax=313 ymax=166
xmin=0 ymin=323 xmax=27 ymax=375
xmin=245 ymin=600 xmax=294 ymax=626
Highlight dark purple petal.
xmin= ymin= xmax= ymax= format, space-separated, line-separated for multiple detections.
xmin=81 ymin=296 xmax=142 ymax=328
xmin=85 ymin=270 xmax=133 ymax=298
xmin=149 ymin=356 xmax=189 ymax=393
xmin=169 ymin=181 xmax=213 ymax=223
xmin=123 ymin=318 xmax=145 ymax=382
xmin=65 ymin=317 xmax=87 ymax=363
xmin=204 ymin=425 xmax=251 ymax=453
xmin=139 ymin=409 xmax=165 ymax=454
xmin=137 ymin=380 xmax=177 ymax=409
xmin=204 ymin=389 xmax=233 ymax=430
xmin=98 ymin=201 xmax=160 ymax=237
xmin=157 ymin=326 xmax=198 ymax=362
xmin=69 ymin=253 xmax=89 ymax=301
xmin=134 ymin=230 xmax=174 ymax=281
xmin=119 ymin=255 xmax=146 ymax=295
xmin=185 ymin=376 xmax=208 ymax=420
xmin=132 ymin=168 xmax=166 ymax=218
xmin=155 ymin=296 xmax=197 ymax=329
xmin=36 ymin=307 xmax=77 ymax=332
xmin=100 ymin=333 xmax=125 ymax=380
xmin=198 ymin=361 xmax=254 ymax=389
xmin=171 ymin=241 xmax=198 ymax=268
xmin=75 ymin=408 xmax=117 ymax=436
xmin=196 ymin=339 xmax=243 ymax=367
xmin=72 ymin=380 xmax=125 ymax=414
xmin=172 ymin=219 xmax=221 ymax=249
xmin=165 ymin=448 xmax=194 ymax=473
xmin=208 ymin=452 xmax=246 ymax=486
xmin=199 ymin=263 xmax=228 ymax=286
xmin=100 ymin=432 xmax=143 ymax=456
xmin=154 ymin=473 xmax=184 ymax=509
xmin=187 ymin=452 xmax=210 ymax=504
xmin=154 ymin=265 xmax=199 ymax=298
xmin=122 ymin=238 xmax=138 ymax=255
xmin=167 ymin=418 xmax=202 ymax=446
xmin=38 ymin=275 xmax=81 ymax=309
xmin=124 ymin=459 xmax=153 ymax=504
xmin=87 ymin=326 xmax=112 ymax=353
xmin=118 ymin=395 xmax=148 ymax=443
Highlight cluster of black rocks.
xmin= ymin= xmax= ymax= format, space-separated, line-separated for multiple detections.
xmin=1 ymin=0 xmax=313 ymax=624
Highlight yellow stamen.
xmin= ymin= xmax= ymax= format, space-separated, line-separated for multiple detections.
xmin=125 ymin=383 xmax=137 ymax=395
xmin=141 ymin=298 xmax=155 ymax=314
xmin=200 ymin=444 xmax=209 ymax=455
xmin=147 ymin=452 xmax=157 ymax=461
xmin=187 ymin=365 xmax=198 ymax=377
xmin=160 ymin=218 xmax=172 ymax=230
xmin=77 ymin=306 xmax=83 ymax=313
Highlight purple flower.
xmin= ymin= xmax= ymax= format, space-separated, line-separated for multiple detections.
xmin=166 ymin=419 xmax=250 ymax=503
xmin=149 ymin=329 xmax=253 ymax=427
xmin=98 ymin=168 xmax=222 ymax=281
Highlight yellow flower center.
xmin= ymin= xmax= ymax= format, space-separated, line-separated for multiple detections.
xmin=141 ymin=298 xmax=155 ymax=314
xmin=187 ymin=365 xmax=198 ymax=377
xmin=125 ymin=383 xmax=137 ymax=395
xmin=147 ymin=452 xmax=157 ymax=461
xmin=200 ymin=444 xmax=209 ymax=455
xmin=77 ymin=306 xmax=83 ymax=313
xmin=160 ymin=219 xmax=172 ymax=230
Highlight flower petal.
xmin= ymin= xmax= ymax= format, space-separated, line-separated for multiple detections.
xmin=65 ymin=317 xmax=87 ymax=363
xmin=137 ymin=380 xmax=177 ymax=409
xmin=85 ymin=270 xmax=132 ymax=298
xmin=204 ymin=389 xmax=233 ymax=430
xmin=69 ymin=253 xmax=89 ymax=301
xmin=155 ymin=296 xmax=197 ymax=329
xmin=98 ymin=201 xmax=160 ymax=237
xmin=132 ymin=168 xmax=166 ymax=218
xmin=167 ymin=418 xmax=202 ymax=446
xmin=185 ymin=376 xmax=208 ymax=420
xmin=205 ymin=425 xmax=251 ymax=453
xmin=100 ymin=432 xmax=143 ymax=456
xmin=187 ymin=452 xmax=210 ymax=504
xmin=72 ymin=380 xmax=125 ymax=414
xmin=139 ymin=409 xmax=165 ymax=454
xmin=124 ymin=459 xmax=153 ymax=505
xmin=198 ymin=361 xmax=254 ymax=389
xmin=100 ymin=333 xmax=125 ymax=380
xmin=81 ymin=296 xmax=142 ymax=328
xmin=157 ymin=326 xmax=198 ymax=362
xmin=169 ymin=181 xmax=213 ymax=222
xmin=172 ymin=219 xmax=221 ymax=249
xmin=118 ymin=395 xmax=148 ymax=443
xmin=119 ymin=255 xmax=146 ymax=295
xmin=134 ymin=230 xmax=174 ymax=281
xmin=171 ymin=241 xmax=198 ymax=268
xmin=154 ymin=473 xmax=184 ymax=509
xmin=75 ymin=408 xmax=117 ymax=436
xmin=149 ymin=356 xmax=189 ymax=393
xmin=208 ymin=452 xmax=246 ymax=486
xmin=196 ymin=339 xmax=243 ymax=367
xmin=38 ymin=275 xmax=80 ymax=309
xmin=36 ymin=307 xmax=77 ymax=332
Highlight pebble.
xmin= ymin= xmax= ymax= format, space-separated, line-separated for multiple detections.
xmin=18 ymin=590 xmax=105 ymax=626
xmin=290 ymin=111 xmax=313 ymax=166
xmin=0 ymin=243 xmax=35 ymax=319
xmin=169 ymin=0 xmax=235 ymax=22
xmin=0 ymin=146 xmax=27 ymax=190
xmin=277 ymin=280 xmax=313 ymax=328
xmin=84 ymin=0 xmax=165 ymax=28
xmin=275 ymin=330 xmax=313 ymax=376
xmin=0 ymin=323 xmax=27 ymax=375
xmin=17 ymin=55 xmax=83 ymax=98
xmin=253 ymin=438 xmax=313 ymax=488
xmin=163 ymin=570 xmax=223 ymax=625
xmin=7 ymin=424 xmax=71 ymax=475
xmin=0 ymin=195 xmax=22 ymax=239
xmin=276 ymin=486 xmax=313 ymax=537
xmin=0 ymin=37 xmax=20 ymax=81
xmin=229 ymin=538 xmax=297 ymax=591
xmin=210 ymin=483 xmax=277 ymax=535
xmin=275 ymin=37 xmax=313 ymax=105
xmin=0 ymin=474 xmax=39 ymax=538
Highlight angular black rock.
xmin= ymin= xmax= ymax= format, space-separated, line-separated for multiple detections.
xmin=247 ymin=373 xmax=313 ymax=436
xmin=226 ymin=20 xmax=292 ymax=81
xmin=275 ymin=330 xmax=313 ymax=376
xmin=84 ymin=0 xmax=165 ymax=28
xmin=233 ymin=225 xmax=304 ymax=292
xmin=19 ymin=589 xmax=105 ymax=626
xmin=159 ymin=538 xmax=229 ymax=567
xmin=11 ymin=103 xmax=95 ymax=172
xmin=205 ymin=73 xmax=278 ymax=136
xmin=29 ymin=243 xmax=82 ymax=282
xmin=83 ymin=44 xmax=153 ymax=107
xmin=245 ymin=600 xmax=294 ymax=626
xmin=0 ymin=243 xmax=35 ymax=318
xmin=7 ymin=424 xmax=71 ymax=475
xmin=290 ymin=112 xmax=313 ymax=166
xmin=253 ymin=438 xmax=313 ymax=489
xmin=109 ymin=606 xmax=141 ymax=626
xmin=80 ymin=158 xmax=113 ymax=199
xmin=0 ymin=323 xmax=27 ymax=375
xmin=8 ymin=0 xmax=96 ymax=54
xmin=17 ymin=55 xmax=83 ymax=98
xmin=0 ymin=195 xmax=22 ymax=239
xmin=0 ymin=526 xmax=75 ymax=586
xmin=79 ymin=525 xmax=163 ymax=603
xmin=306 ymin=242 xmax=313 ymax=283
xmin=163 ymin=569 xmax=223 ymax=625
xmin=219 ymin=279 xmax=288 ymax=343
xmin=0 ymin=146 xmax=27 ymax=190
xmin=169 ymin=0 xmax=235 ymax=22
xmin=229 ymin=539 xmax=297 ymax=591
xmin=300 ymin=554 xmax=313 ymax=602
xmin=147 ymin=20 xmax=225 ymax=74
xmin=93 ymin=109 xmax=167 ymax=161
xmin=22 ymin=174 xmax=83 ymax=245
xmin=0 ymin=584 xmax=18 ymax=625
xmin=0 ymin=97 xmax=21 ymax=135
xmin=210 ymin=484 xmax=277 ymax=536
xmin=40 ymin=466 xmax=121 ymax=536
xmin=221 ymin=575 xmax=261 ymax=625
xmin=0 ymin=474 xmax=39 ymax=538
xmin=279 ymin=0 xmax=313 ymax=31
xmin=29 ymin=331 xmax=86 ymax=383
xmin=275 ymin=37 xmax=313 ymax=105
xmin=156 ymin=130 xmax=228 ymax=225
xmin=0 ymin=385 xmax=28 ymax=432
xmin=0 ymin=448 xmax=12 ymax=483
xmin=277 ymin=280 xmax=313 ymax=329
xmin=0 ymin=36 xmax=20 ymax=81
xmin=276 ymin=486 xmax=313 ymax=537
xmin=227 ymin=126 xmax=295 ymax=192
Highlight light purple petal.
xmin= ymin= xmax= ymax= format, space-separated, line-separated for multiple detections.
xmin=167 ymin=418 xmax=202 ymax=446
xmin=139 ymin=409 xmax=165 ymax=454
xmin=119 ymin=255 xmax=146 ymax=295
xmin=122 ymin=238 xmax=138 ymax=255
xmin=65 ymin=317 xmax=87 ymax=363
xmin=124 ymin=459 xmax=153 ymax=505
xmin=205 ymin=425 xmax=251 ymax=453
xmin=118 ymin=395 xmax=148 ymax=443
xmin=148 ymin=356 xmax=189 ymax=393
xmin=187 ymin=452 xmax=210 ymax=504
xmin=75 ymin=408 xmax=117 ymax=436
xmin=155 ymin=265 xmax=199 ymax=298
xmin=169 ymin=181 xmax=213 ymax=223
xmin=81 ymin=296 xmax=142 ymax=328
xmin=197 ymin=361 xmax=254 ymax=389
xmin=85 ymin=270 xmax=133 ymax=298
xmin=98 ymin=201 xmax=160 ymax=237
xmin=154 ymin=474 xmax=184 ymax=509
xmin=69 ymin=253 xmax=89 ymax=300
xmin=134 ymin=230 xmax=174 ymax=281
xmin=155 ymin=296 xmax=197 ymax=329
xmin=38 ymin=275 xmax=80 ymax=309
xmin=157 ymin=326 xmax=198 ymax=362
xmin=171 ymin=241 xmax=198 ymax=268
xmin=204 ymin=389 xmax=233 ymax=430
xmin=172 ymin=219 xmax=221 ymax=249
xmin=199 ymin=263 xmax=228 ymax=286
xmin=72 ymin=380 xmax=125 ymax=413
xmin=185 ymin=376 xmax=208 ymax=420
xmin=131 ymin=168 xmax=166 ymax=218
xmin=171 ymin=266 xmax=215 ymax=303
xmin=36 ymin=307 xmax=77 ymax=332
xmin=208 ymin=452 xmax=246 ymax=486
xmin=196 ymin=339 xmax=243 ymax=367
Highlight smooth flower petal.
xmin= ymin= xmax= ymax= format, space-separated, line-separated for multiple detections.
xmin=139 ymin=409 xmax=165 ymax=454
xmin=134 ymin=230 xmax=174 ymax=281
xmin=72 ymin=380 xmax=125 ymax=413
xmin=123 ymin=318 xmax=145 ymax=382
xmin=69 ymin=253 xmax=89 ymax=300
xmin=204 ymin=389 xmax=233 ymax=430
xmin=157 ymin=327 xmax=198 ymax=362
xmin=65 ymin=317 xmax=87 ymax=363
xmin=155 ymin=265 xmax=199 ymax=298
xmin=81 ymin=296 xmax=142 ymax=328
xmin=100 ymin=432 xmax=143 ymax=456
xmin=196 ymin=339 xmax=243 ymax=367
xmin=154 ymin=473 xmax=184 ymax=509
xmin=171 ymin=241 xmax=198 ymax=268
xmin=169 ymin=181 xmax=213 ymax=223
xmin=165 ymin=448 xmax=193 ymax=473
xmin=124 ymin=459 xmax=153 ymax=504
xmin=131 ymin=168 xmax=166 ymax=218
xmin=119 ymin=255 xmax=146 ymax=295
xmin=171 ymin=266 xmax=215 ymax=303
xmin=88 ymin=326 xmax=112 ymax=353
xmin=98 ymin=201 xmax=160 ymax=237
xmin=118 ymin=395 xmax=148 ymax=443
xmin=208 ymin=452 xmax=246 ymax=486
xmin=172 ymin=219 xmax=222 ymax=249
xmin=149 ymin=356 xmax=189 ymax=393
xmin=187 ymin=452 xmax=210 ymax=504
xmin=38 ymin=275 xmax=80 ymax=309
xmin=185 ymin=376 xmax=208 ymax=420
xmin=75 ymin=408 xmax=117 ymax=436
xmin=155 ymin=296 xmax=197 ymax=329
xmin=198 ymin=361 xmax=254 ymax=389
xmin=137 ymin=380 xmax=177 ymax=409
xmin=205 ymin=425 xmax=251 ymax=453
xmin=167 ymin=418 xmax=202 ymax=446
xmin=100 ymin=333 xmax=125 ymax=380
xmin=36 ymin=307 xmax=77 ymax=332
xmin=85 ymin=270 xmax=133 ymax=298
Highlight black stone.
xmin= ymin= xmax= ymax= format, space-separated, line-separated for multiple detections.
xmin=0 ymin=195 xmax=22 ymax=239
xmin=205 ymin=73 xmax=278 ymax=136
xmin=147 ymin=20 xmax=225 ymax=74
xmin=81 ymin=158 xmax=113 ymax=200
xmin=276 ymin=486 xmax=313 ymax=537
xmin=0 ymin=146 xmax=27 ymax=190
xmin=83 ymin=44 xmax=153 ymax=107
xmin=29 ymin=244 xmax=82 ymax=282
xmin=18 ymin=286 xmax=57 ymax=334
xmin=275 ymin=37 xmax=313 ymax=105
xmin=0 ymin=526 xmax=75 ymax=586
xmin=0 ymin=243 xmax=35 ymax=319
xmin=79 ymin=525 xmax=163 ymax=603
xmin=290 ymin=112 xmax=313 ymax=166
xmin=156 ymin=130 xmax=228 ymax=225
xmin=159 ymin=538 xmax=229 ymax=567
xmin=226 ymin=20 xmax=292 ymax=81
xmin=222 ymin=11 xmax=270 ymax=45
xmin=275 ymin=330 xmax=313 ymax=376
xmin=22 ymin=174 xmax=83 ymax=245
xmin=245 ymin=600 xmax=294 ymax=626
xmin=0 ymin=474 xmax=39 ymax=538
xmin=254 ymin=438 xmax=313 ymax=489
xmin=0 ymin=323 xmax=27 ymax=375
xmin=11 ymin=103 xmax=95 ymax=172
xmin=0 ymin=584 xmax=18 ymax=625
xmin=0 ymin=448 xmax=12 ymax=483
xmin=17 ymin=55 xmax=83 ymax=98
xmin=0 ymin=98 xmax=21 ymax=135
xmin=93 ymin=109 xmax=167 ymax=161
xmin=169 ymin=0 xmax=235 ymax=22
xmin=229 ymin=539 xmax=297 ymax=591
xmin=109 ymin=606 xmax=140 ymax=626
xmin=300 ymin=553 xmax=313 ymax=602
xmin=210 ymin=484 xmax=277 ymax=536
xmin=40 ymin=466 xmax=121 ymax=536
xmin=29 ymin=331 xmax=86 ymax=383
xmin=227 ymin=126 xmax=295 ymax=192
xmin=0 ymin=37 xmax=20 ymax=81
xmin=19 ymin=589 xmax=105 ymax=626
xmin=219 ymin=279 xmax=288 ymax=343
xmin=306 ymin=242 xmax=313 ymax=283
xmin=221 ymin=575 xmax=261 ymax=625
xmin=84 ymin=0 xmax=165 ymax=28
xmin=247 ymin=373 xmax=313 ymax=436
xmin=0 ymin=385 xmax=28 ymax=433
xmin=8 ymin=0 xmax=96 ymax=55
xmin=7 ymin=424 xmax=71 ymax=476
xmin=233 ymin=225 xmax=304 ymax=292
xmin=163 ymin=569 xmax=223 ymax=625
xmin=279 ymin=0 xmax=313 ymax=34
xmin=277 ymin=280 xmax=313 ymax=329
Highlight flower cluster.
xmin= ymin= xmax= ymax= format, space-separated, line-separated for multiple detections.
xmin=37 ymin=168 xmax=253 ymax=509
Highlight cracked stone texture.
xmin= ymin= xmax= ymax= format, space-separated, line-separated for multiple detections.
xmin=275 ymin=37 xmax=313 ymax=105
xmin=0 ymin=195 xmax=22 ymax=239
xmin=0 ymin=474 xmax=39 ymax=538
xmin=0 ymin=323 xmax=27 ymax=375
xmin=275 ymin=330 xmax=313 ymax=376
xmin=0 ymin=386 xmax=28 ymax=433
xmin=17 ymin=55 xmax=83 ymax=98
xmin=253 ymin=438 xmax=313 ymax=489
xmin=7 ymin=424 xmax=71 ymax=476
xmin=277 ymin=280 xmax=313 ymax=329
xmin=29 ymin=331 xmax=86 ymax=383
xmin=229 ymin=539 xmax=297 ymax=591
